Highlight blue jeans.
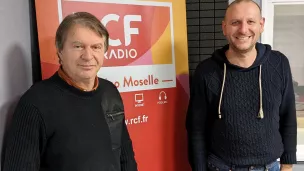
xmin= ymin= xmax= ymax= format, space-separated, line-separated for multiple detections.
xmin=207 ymin=154 xmax=280 ymax=171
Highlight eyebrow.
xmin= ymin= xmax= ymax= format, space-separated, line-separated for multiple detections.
xmin=71 ymin=41 xmax=83 ymax=44
xmin=230 ymin=17 xmax=257 ymax=22
xmin=91 ymin=43 xmax=103 ymax=46
xmin=71 ymin=41 xmax=103 ymax=46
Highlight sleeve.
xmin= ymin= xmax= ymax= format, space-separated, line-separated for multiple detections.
xmin=186 ymin=65 xmax=209 ymax=171
xmin=120 ymin=118 xmax=138 ymax=171
xmin=279 ymin=56 xmax=297 ymax=164
xmin=2 ymin=99 xmax=47 ymax=171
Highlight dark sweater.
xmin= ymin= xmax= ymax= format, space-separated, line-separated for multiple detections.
xmin=186 ymin=43 xmax=297 ymax=171
xmin=2 ymin=73 xmax=135 ymax=171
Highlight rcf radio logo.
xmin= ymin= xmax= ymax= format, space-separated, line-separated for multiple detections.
xmin=59 ymin=0 xmax=172 ymax=67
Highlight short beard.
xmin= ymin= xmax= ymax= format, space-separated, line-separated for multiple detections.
xmin=230 ymin=42 xmax=255 ymax=54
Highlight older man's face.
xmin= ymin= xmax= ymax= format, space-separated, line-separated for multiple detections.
xmin=58 ymin=24 xmax=105 ymax=83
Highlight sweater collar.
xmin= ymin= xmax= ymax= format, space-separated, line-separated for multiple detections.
xmin=58 ymin=67 xmax=99 ymax=92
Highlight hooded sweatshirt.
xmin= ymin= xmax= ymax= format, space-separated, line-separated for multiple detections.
xmin=186 ymin=43 xmax=297 ymax=171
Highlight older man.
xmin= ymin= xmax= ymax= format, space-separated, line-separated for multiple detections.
xmin=2 ymin=12 xmax=137 ymax=171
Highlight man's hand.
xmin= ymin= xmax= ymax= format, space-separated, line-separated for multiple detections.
xmin=280 ymin=164 xmax=292 ymax=171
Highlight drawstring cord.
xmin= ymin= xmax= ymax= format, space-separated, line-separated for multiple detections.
xmin=257 ymin=65 xmax=264 ymax=119
xmin=218 ymin=63 xmax=226 ymax=119
xmin=218 ymin=64 xmax=264 ymax=119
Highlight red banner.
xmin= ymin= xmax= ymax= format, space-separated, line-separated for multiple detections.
xmin=35 ymin=0 xmax=190 ymax=170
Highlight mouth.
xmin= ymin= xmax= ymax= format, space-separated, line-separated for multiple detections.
xmin=79 ymin=65 xmax=95 ymax=70
xmin=236 ymin=36 xmax=252 ymax=40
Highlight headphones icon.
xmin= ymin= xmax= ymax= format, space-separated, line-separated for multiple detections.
xmin=159 ymin=91 xmax=167 ymax=100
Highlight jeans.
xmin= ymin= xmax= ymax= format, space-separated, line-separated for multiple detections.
xmin=207 ymin=154 xmax=280 ymax=171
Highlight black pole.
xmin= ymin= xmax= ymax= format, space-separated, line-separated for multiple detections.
xmin=28 ymin=0 xmax=42 ymax=84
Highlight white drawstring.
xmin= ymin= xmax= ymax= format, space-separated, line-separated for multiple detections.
xmin=218 ymin=63 xmax=226 ymax=119
xmin=257 ymin=65 xmax=264 ymax=119
xmin=218 ymin=64 xmax=264 ymax=119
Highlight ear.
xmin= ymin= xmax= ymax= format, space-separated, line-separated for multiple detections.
xmin=57 ymin=50 xmax=63 ymax=64
xmin=222 ymin=20 xmax=227 ymax=36
xmin=260 ymin=17 xmax=265 ymax=33
xmin=57 ymin=50 xmax=63 ymax=57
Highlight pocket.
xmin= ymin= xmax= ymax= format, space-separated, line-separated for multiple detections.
xmin=105 ymin=111 xmax=124 ymax=150
xmin=207 ymin=154 xmax=231 ymax=171
xmin=207 ymin=162 xmax=220 ymax=171
xmin=268 ymin=162 xmax=280 ymax=171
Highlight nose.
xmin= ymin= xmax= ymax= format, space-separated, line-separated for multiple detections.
xmin=81 ymin=47 xmax=93 ymax=61
xmin=239 ymin=22 xmax=249 ymax=34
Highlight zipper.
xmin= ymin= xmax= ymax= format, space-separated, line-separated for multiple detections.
xmin=107 ymin=111 xmax=124 ymax=120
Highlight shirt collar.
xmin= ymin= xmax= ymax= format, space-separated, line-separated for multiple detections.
xmin=58 ymin=67 xmax=99 ymax=92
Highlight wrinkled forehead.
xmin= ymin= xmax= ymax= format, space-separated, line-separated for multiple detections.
xmin=66 ymin=24 xmax=105 ymax=43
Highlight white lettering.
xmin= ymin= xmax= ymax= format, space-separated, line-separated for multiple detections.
xmin=101 ymin=14 xmax=121 ymax=46
xmin=117 ymin=49 xmax=125 ymax=59
xmin=129 ymin=49 xmax=137 ymax=58
xmin=104 ymin=49 xmax=137 ymax=59
xmin=124 ymin=15 xmax=142 ymax=46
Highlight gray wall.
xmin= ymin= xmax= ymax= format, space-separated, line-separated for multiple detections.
xmin=0 ymin=0 xmax=33 ymax=169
